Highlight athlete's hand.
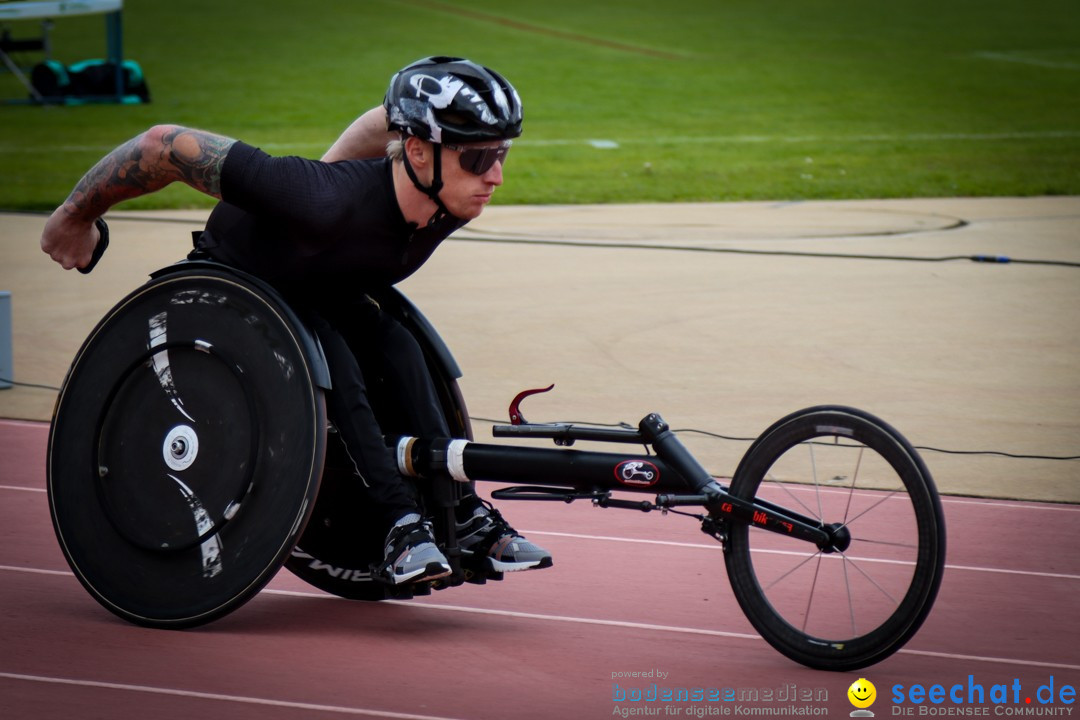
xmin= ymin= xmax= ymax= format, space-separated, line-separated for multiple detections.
xmin=41 ymin=206 xmax=101 ymax=271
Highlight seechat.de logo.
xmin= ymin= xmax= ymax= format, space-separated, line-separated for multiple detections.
xmin=891 ymin=675 xmax=1076 ymax=716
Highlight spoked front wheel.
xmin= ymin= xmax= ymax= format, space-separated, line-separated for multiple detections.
xmin=723 ymin=406 xmax=945 ymax=671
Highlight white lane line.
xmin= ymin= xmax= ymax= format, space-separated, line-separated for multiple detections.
xmin=896 ymin=650 xmax=1080 ymax=672
xmin=259 ymin=590 xmax=1080 ymax=671
xmin=3 ymin=565 xmax=1078 ymax=672
xmin=742 ymin=483 xmax=1080 ymax=512
xmin=0 ymin=565 xmax=69 ymax=576
xmin=2 ymin=474 xmax=1076 ymax=581
xmin=5 ymin=499 xmax=1072 ymax=579
xmin=244 ymin=589 xmax=1080 ymax=671
xmin=938 ymin=497 xmax=1080 ymax=512
xmin=6 ymin=482 xmax=1078 ymax=514
xmin=4 ymin=130 xmax=1080 ymax=155
xmin=973 ymin=52 xmax=1080 ymax=71
xmin=519 ymin=130 xmax=1080 ymax=146
xmin=5 ymin=463 xmax=1077 ymax=579
xmin=0 ymin=671 xmax=472 ymax=720
xmin=519 ymin=531 xmax=1080 ymax=581
xmin=382 ymin=593 xmax=759 ymax=641
xmin=8 ymin=476 xmax=1078 ymax=514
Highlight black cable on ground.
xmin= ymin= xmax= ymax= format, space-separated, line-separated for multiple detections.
xmin=8 ymin=210 xmax=1080 ymax=267
xmin=454 ymin=236 xmax=1080 ymax=268
xmin=912 ymin=447 xmax=1079 ymax=461
xmin=0 ymin=378 xmax=62 ymax=392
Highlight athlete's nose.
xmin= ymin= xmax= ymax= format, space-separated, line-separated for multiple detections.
xmin=482 ymin=158 xmax=504 ymax=186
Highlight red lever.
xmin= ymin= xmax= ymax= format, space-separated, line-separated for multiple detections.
xmin=508 ymin=384 xmax=555 ymax=425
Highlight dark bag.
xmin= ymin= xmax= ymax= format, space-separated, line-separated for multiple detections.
xmin=30 ymin=58 xmax=150 ymax=103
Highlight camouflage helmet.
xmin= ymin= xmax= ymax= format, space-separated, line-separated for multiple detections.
xmin=385 ymin=56 xmax=522 ymax=144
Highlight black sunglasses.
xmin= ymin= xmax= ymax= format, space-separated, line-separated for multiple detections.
xmin=443 ymin=140 xmax=512 ymax=176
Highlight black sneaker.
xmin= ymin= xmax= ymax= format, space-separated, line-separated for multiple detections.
xmin=456 ymin=501 xmax=553 ymax=573
xmin=375 ymin=517 xmax=452 ymax=585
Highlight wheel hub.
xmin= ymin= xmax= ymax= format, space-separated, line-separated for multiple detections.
xmin=819 ymin=522 xmax=851 ymax=553
xmin=163 ymin=424 xmax=199 ymax=471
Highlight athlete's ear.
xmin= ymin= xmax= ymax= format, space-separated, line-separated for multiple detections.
xmin=404 ymin=136 xmax=431 ymax=169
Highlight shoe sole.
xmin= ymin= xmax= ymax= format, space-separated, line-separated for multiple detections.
xmin=489 ymin=556 xmax=554 ymax=573
xmin=387 ymin=561 xmax=452 ymax=585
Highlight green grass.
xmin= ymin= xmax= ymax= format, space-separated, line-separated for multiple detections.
xmin=1 ymin=0 xmax=1078 ymax=210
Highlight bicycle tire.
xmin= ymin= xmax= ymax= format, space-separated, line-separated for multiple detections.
xmin=723 ymin=406 xmax=945 ymax=671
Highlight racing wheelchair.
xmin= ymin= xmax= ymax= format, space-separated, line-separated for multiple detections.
xmin=47 ymin=260 xmax=946 ymax=672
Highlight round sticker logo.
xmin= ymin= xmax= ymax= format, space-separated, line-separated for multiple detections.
xmin=615 ymin=460 xmax=659 ymax=487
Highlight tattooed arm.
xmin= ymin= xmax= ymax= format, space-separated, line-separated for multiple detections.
xmin=41 ymin=125 xmax=236 ymax=270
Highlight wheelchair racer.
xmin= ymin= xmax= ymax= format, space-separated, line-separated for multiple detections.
xmin=40 ymin=56 xmax=553 ymax=586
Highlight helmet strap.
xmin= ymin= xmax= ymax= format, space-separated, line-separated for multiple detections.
xmin=402 ymin=141 xmax=452 ymax=226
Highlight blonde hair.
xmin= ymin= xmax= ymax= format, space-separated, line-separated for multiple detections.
xmin=387 ymin=137 xmax=404 ymax=161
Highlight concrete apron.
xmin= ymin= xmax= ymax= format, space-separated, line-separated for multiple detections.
xmin=2 ymin=197 xmax=1077 ymax=502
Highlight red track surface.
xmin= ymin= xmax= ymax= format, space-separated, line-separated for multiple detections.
xmin=2 ymin=418 xmax=1078 ymax=719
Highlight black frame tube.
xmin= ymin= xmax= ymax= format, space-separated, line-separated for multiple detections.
xmin=396 ymin=433 xmax=832 ymax=547
xmin=400 ymin=436 xmax=691 ymax=494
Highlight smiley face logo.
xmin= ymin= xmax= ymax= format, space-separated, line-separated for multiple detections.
xmin=848 ymin=678 xmax=877 ymax=709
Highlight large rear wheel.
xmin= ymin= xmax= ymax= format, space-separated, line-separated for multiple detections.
xmin=48 ymin=268 xmax=326 ymax=627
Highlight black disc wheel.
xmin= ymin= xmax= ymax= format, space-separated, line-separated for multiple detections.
xmin=723 ymin=406 xmax=945 ymax=671
xmin=48 ymin=268 xmax=326 ymax=627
